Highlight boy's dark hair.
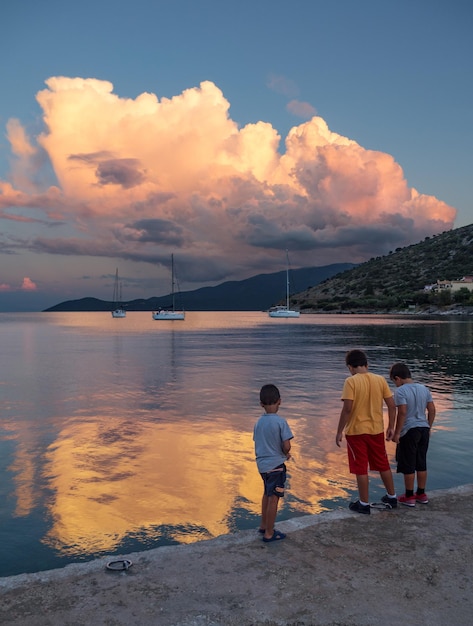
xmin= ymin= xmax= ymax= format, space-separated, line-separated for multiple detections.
xmin=260 ymin=384 xmax=281 ymax=406
xmin=345 ymin=349 xmax=368 ymax=368
xmin=390 ymin=362 xmax=411 ymax=380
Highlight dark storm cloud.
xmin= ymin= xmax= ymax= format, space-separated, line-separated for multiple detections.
xmin=95 ymin=159 xmax=145 ymax=188
xmin=119 ymin=219 xmax=186 ymax=246
xmin=69 ymin=152 xmax=146 ymax=188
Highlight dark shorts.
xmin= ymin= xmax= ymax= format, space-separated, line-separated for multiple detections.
xmin=396 ymin=427 xmax=430 ymax=474
xmin=260 ymin=463 xmax=287 ymax=498
xmin=345 ymin=433 xmax=391 ymax=474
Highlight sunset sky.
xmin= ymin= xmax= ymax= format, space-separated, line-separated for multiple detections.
xmin=1 ymin=0 xmax=471 ymax=311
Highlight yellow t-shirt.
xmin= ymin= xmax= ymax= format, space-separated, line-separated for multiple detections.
xmin=341 ymin=372 xmax=392 ymax=435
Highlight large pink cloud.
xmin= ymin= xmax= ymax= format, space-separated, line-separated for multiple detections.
xmin=0 ymin=76 xmax=456 ymax=284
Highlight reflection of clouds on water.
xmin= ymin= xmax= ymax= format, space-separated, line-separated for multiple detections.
xmin=9 ymin=442 xmax=37 ymax=517
xmin=41 ymin=420 xmax=261 ymax=555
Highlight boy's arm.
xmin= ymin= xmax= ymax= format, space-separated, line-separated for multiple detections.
xmin=384 ymin=395 xmax=396 ymax=441
xmin=392 ymin=403 xmax=407 ymax=443
xmin=336 ymin=399 xmax=353 ymax=447
xmin=282 ymin=438 xmax=292 ymax=459
xmin=427 ymin=401 xmax=436 ymax=427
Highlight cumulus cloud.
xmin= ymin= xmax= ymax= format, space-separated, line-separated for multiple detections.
xmin=0 ymin=76 xmax=456 ymax=287
xmin=21 ymin=277 xmax=37 ymax=290
xmin=0 ymin=278 xmax=37 ymax=291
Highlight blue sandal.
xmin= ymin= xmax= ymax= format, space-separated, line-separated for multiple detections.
xmin=262 ymin=530 xmax=286 ymax=542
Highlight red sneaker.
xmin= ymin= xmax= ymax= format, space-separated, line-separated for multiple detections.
xmin=398 ymin=494 xmax=416 ymax=507
xmin=416 ymin=493 xmax=429 ymax=504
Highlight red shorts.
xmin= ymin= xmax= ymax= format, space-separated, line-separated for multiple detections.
xmin=345 ymin=432 xmax=391 ymax=474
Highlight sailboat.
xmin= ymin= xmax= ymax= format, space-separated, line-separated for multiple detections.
xmin=111 ymin=268 xmax=126 ymax=318
xmin=268 ymin=250 xmax=300 ymax=318
xmin=152 ymin=254 xmax=185 ymax=320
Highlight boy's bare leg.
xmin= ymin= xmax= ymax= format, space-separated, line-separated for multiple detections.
xmin=260 ymin=494 xmax=269 ymax=531
xmin=404 ymin=472 xmax=415 ymax=492
xmin=416 ymin=470 xmax=427 ymax=490
xmin=356 ymin=474 xmax=369 ymax=503
xmin=262 ymin=494 xmax=279 ymax=539
xmin=380 ymin=469 xmax=395 ymax=495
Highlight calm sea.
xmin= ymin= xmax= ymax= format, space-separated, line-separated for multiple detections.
xmin=0 ymin=312 xmax=472 ymax=577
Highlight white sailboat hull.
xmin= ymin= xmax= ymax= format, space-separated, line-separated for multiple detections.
xmin=268 ymin=307 xmax=300 ymax=318
xmin=111 ymin=309 xmax=127 ymax=318
xmin=152 ymin=310 xmax=185 ymax=320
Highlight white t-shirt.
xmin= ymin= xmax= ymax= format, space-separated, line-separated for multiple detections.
xmin=253 ymin=412 xmax=293 ymax=473
xmin=394 ymin=382 xmax=433 ymax=437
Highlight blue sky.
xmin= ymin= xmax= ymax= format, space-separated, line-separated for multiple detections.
xmin=1 ymin=0 xmax=471 ymax=311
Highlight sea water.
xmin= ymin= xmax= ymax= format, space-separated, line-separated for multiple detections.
xmin=0 ymin=311 xmax=472 ymax=577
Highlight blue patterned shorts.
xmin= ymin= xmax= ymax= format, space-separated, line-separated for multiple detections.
xmin=260 ymin=463 xmax=287 ymax=497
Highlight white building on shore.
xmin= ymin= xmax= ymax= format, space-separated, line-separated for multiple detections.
xmin=425 ymin=276 xmax=473 ymax=292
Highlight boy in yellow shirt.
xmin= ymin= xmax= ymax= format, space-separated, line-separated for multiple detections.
xmin=336 ymin=349 xmax=397 ymax=514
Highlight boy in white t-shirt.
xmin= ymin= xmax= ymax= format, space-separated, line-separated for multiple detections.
xmin=390 ymin=363 xmax=436 ymax=506
xmin=253 ymin=384 xmax=293 ymax=542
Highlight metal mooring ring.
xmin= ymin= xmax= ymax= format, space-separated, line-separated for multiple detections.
xmin=106 ymin=559 xmax=133 ymax=571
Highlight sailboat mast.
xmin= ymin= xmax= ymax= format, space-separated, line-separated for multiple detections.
xmin=171 ymin=254 xmax=175 ymax=312
xmin=286 ymin=250 xmax=290 ymax=310
xmin=113 ymin=268 xmax=119 ymax=305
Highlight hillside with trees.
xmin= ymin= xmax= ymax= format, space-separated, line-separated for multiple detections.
xmin=291 ymin=223 xmax=473 ymax=313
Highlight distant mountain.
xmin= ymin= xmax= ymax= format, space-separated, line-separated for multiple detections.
xmin=43 ymin=263 xmax=355 ymax=312
xmin=292 ymin=223 xmax=473 ymax=312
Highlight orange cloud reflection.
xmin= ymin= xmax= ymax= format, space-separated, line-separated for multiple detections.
xmin=37 ymin=411 xmax=356 ymax=556
xmin=9 ymin=442 xmax=37 ymax=517
xmin=41 ymin=419 xmax=260 ymax=554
